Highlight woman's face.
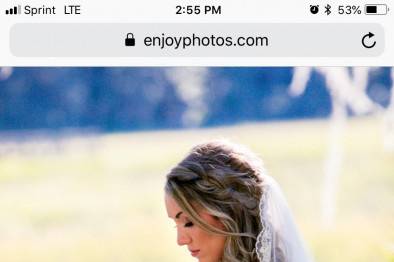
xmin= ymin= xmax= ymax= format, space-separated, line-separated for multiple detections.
xmin=165 ymin=194 xmax=226 ymax=262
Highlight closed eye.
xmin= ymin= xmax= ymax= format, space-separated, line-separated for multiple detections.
xmin=184 ymin=221 xmax=194 ymax=227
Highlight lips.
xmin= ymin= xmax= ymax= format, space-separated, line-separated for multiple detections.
xmin=189 ymin=249 xmax=200 ymax=257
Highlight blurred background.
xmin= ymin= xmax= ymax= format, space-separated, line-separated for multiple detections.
xmin=0 ymin=67 xmax=393 ymax=262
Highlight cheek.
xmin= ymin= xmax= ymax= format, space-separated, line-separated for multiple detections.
xmin=199 ymin=216 xmax=226 ymax=246
xmin=194 ymin=227 xmax=226 ymax=260
xmin=208 ymin=234 xmax=226 ymax=253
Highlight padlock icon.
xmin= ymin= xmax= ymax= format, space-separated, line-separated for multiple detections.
xmin=125 ymin=33 xmax=135 ymax=46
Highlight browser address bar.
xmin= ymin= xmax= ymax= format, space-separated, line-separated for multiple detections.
xmin=10 ymin=23 xmax=384 ymax=57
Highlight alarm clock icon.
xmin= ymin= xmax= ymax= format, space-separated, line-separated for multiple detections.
xmin=310 ymin=5 xmax=319 ymax=14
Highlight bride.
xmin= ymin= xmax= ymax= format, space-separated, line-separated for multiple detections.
xmin=164 ymin=140 xmax=313 ymax=262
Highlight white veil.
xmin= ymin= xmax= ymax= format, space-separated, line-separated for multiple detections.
xmin=256 ymin=175 xmax=314 ymax=262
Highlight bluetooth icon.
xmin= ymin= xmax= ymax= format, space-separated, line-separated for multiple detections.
xmin=324 ymin=4 xmax=332 ymax=15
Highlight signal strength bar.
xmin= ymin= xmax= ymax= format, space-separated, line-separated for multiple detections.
xmin=5 ymin=5 xmax=21 ymax=15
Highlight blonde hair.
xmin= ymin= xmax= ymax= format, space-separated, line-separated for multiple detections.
xmin=165 ymin=140 xmax=266 ymax=262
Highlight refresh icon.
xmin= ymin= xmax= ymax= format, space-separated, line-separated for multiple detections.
xmin=362 ymin=32 xmax=376 ymax=48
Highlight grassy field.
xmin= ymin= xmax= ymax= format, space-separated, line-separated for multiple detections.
xmin=0 ymin=117 xmax=393 ymax=262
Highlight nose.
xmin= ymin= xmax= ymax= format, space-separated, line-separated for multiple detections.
xmin=177 ymin=227 xmax=191 ymax=246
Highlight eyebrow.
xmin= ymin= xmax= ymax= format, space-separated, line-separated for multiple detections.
xmin=175 ymin=211 xmax=183 ymax=219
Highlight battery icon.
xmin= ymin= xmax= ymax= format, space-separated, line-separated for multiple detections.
xmin=365 ymin=4 xmax=388 ymax=15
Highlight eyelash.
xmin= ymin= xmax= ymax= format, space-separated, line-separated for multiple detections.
xmin=184 ymin=221 xmax=194 ymax=227
xmin=173 ymin=222 xmax=193 ymax=228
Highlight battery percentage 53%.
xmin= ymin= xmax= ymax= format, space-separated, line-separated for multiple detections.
xmin=338 ymin=5 xmax=362 ymax=15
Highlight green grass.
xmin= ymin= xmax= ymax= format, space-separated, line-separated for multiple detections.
xmin=0 ymin=117 xmax=393 ymax=261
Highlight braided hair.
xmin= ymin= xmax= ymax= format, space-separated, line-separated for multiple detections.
xmin=165 ymin=140 xmax=267 ymax=262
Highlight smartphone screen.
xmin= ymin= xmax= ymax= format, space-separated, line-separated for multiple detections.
xmin=0 ymin=1 xmax=393 ymax=262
